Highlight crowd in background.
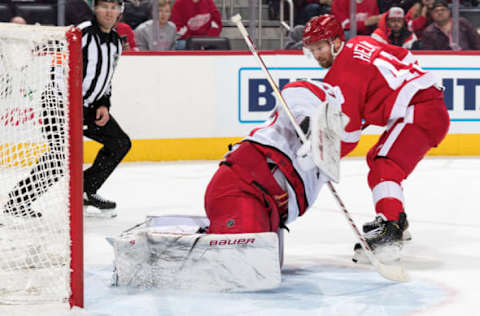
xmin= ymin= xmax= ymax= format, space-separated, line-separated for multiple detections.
xmin=0 ymin=0 xmax=223 ymax=51
xmin=284 ymin=0 xmax=480 ymax=50
xmin=1 ymin=0 xmax=480 ymax=50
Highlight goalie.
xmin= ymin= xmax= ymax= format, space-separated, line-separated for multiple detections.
xmin=109 ymin=80 xmax=346 ymax=292
xmin=205 ymin=79 xmax=346 ymax=236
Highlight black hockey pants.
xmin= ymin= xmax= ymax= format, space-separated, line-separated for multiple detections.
xmin=83 ymin=113 xmax=131 ymax=195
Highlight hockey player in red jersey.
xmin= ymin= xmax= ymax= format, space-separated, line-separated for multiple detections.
xmin=302 ymin=14 xmax=450 ymax=257
xmin=205 ymin=80 xmax=345 ymax=235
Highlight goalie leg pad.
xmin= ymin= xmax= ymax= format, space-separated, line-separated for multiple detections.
xmin=110 ymin=231 xmax=281 ymax=292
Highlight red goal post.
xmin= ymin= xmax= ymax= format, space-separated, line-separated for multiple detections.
xmin=0 ymin=23 xmax=83 ymax=308
xmin=67 ymin=25 xmax=84 ymax=309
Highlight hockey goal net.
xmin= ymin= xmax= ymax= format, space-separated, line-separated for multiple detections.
xmin=0 ymin=23 xmax=83 ymax=307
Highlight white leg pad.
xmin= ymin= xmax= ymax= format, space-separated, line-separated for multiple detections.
xmin=110 ymin=226 xmax=281 ymax=292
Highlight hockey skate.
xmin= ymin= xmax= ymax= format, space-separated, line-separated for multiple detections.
xmin=352 ymin=212 xmax=409 ymax=264
xmin=362 ymin=212 xmax=412 ymax=241
xmin=3 ymin=199 xmax=42 ymax=218
xmin=83 ymin=193 xmax=117 ymax=218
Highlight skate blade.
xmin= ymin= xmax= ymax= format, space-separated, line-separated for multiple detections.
xmin=84 ymin=206 xmax=117 ymax=218
xmin=353 ymin=243 xmax=402 ymax=265
xmin=402 ymin=230 xmax=412 ymax=241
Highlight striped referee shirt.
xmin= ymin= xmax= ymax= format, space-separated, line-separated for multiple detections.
xmin=77 ymin=18 xmax=122 ymax=109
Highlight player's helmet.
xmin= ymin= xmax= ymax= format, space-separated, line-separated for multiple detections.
xmin=302 ymin=15 xmax=345 ymax=45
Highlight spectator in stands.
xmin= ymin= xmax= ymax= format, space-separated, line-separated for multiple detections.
xmin=460 ymin=0 xmax=479 ymax=7
xmin=296 ymin=0 xmax=331 ymax=25
xmin=122 ymin=0 xmax=152 ymax=30
xmin=376 ymin=0 xmax=419 ymax=14
xmin=372 ymin=7 xmax=417 ymax=49
xmin=65 ymin=0 xmax=93 ymax=26
xmin=134 ymin=0 xmax=176 ymax=50
xmin=377 ymin=0 xmax=397 ymax=13
xmin=10 ymin=16 xmax=27 ymax=24
xmin=3 ymin=0 xmax=29 ymax=24
xmin=421 ymin=0 xmax=480 ymax=50
xmin=170 ymin=0 xmax=222 ymax=50
xmin=268 ymin=0 xmax=331 ymax=25
xmin=405 ymin=0 xmax=434 ymax=39
xmin=331 ymin=0 xmax=382 ymax=36
xmin=284 ymin=24 xmax=305 ymax=49
xmin=116 ymin=20 xmax=139 ymax=51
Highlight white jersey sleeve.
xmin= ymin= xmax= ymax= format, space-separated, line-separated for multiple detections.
xmin=244 ymin=80 xmax=332 ymax=223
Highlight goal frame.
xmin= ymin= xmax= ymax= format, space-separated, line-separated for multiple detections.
xmin=66 ymin=27 xmax=84 ymax=309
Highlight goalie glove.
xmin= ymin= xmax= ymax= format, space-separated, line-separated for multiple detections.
xmin=310 ymin=85 xmax=348 ymax=183
xmin=294 ymin=83 xmax=348 ymax=178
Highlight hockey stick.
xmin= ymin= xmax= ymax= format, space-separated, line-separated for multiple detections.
xmin=231 ymin=14 xmax=409 ymax=282
xmin=230 ymin=14 xmax=308 ymax=145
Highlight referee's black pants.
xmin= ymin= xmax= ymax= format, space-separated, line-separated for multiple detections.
xmin=83 ymin=114 xmax=131 ymax=195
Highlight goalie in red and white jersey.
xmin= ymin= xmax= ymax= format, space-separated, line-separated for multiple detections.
xmin=205 ymin=80 xmax=345 ymax=235
xmin=302 ymin=14 xmax=450 ymax=257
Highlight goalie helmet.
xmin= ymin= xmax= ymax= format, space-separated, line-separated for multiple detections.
xmin=302 ymin=14 xmax=345 ymax=45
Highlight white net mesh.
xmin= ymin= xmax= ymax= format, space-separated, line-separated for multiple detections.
xmin=0 ymin=23 xmax=73 ymax=304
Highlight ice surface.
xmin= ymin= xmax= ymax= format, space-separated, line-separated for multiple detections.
xmin=1 ymin=157 xmax=479 ymax=316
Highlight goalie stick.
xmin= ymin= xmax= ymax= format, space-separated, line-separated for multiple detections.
xmin=231 ymin=14 xmax=409 ymax=282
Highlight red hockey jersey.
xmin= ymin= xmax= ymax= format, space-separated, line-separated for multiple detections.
xmin=322 ymin=36 xmax=440 ymax=157
xmin=170 ymin=0 xmax=222 ymax=40
xmin=331 ymin=0 xmax=379 ymax=35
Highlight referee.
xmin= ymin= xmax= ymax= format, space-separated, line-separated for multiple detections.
xmin=2 ymin=0 xmax=130 ymax=218
xmin=77 ymin=0 xmax=131 ymax=214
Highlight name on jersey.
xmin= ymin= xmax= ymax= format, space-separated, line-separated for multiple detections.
xmin=353 ymin=41 xmax=379 ymax=63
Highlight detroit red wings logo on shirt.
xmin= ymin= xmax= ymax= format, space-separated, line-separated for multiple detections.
xmin=187 ymin=13 xmax=211 ymax=31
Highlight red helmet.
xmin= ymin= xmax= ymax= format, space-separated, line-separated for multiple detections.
xmin=302 ymin=14 xmax=345 ymax=45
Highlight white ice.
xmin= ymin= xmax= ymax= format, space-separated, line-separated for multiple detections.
xmin=1 ymin=157 xmax=479 ymax=316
